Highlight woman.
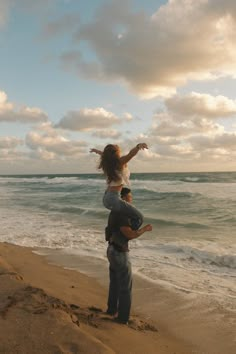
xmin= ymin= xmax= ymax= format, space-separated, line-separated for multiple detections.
xmin=90 ymin=143 xmax=148 ymax=228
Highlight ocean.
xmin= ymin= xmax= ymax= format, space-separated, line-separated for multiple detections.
xmin=0 ymin=172 xmax=235 ymax=311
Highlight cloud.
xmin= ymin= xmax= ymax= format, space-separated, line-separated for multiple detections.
xmin=154 ymin=117 xmax=224 ymax=137
xmin=152 ymin=119 xmax=195 ymax=138
xmin=0 ymin=123 xmax=90 ymax=170
xmin=144 ymin=91 xmax=236 ymax=165
xmin=150 ymin=92 xmax=235 ymax=140
xmin=151 ymin=112 xmax=224 ymax=139
xmin=123 ymin=112 xmax=133 ymax=121
xmin=0 ymin=91 xmax=48 ymax=124
xmin=0 ymin=149 xmax=27 ymax=162
xmin=0 ymin=135 xmax=25 ymax=163
xmin=0 ymin=0 xmax=13 ymax=28
xmin=165 ymin=92 xmax=236 ymax=119
xmin=189 ymin=132 xmax=236 ymax=150
xmin=56 ymin=107 xmax=119 ymax=131
xmin=25 ymin=123 xmax=88 ymax=159
xmin=0 ymin=136 xmax=23 ymax=149
xmin=58 ymin=0 xmax=236 ymax=98
xmin=92 ymin=129 xmax=122 ymax=139
xmin=41 ymin=13 xmax=80 ymax=39
xmin=28 ymin=149 xmax=56 ymax=161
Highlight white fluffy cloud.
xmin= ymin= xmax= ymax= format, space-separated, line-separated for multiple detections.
xmin=189 ymin=132 xmax=236 ymax=150
xmin=59 ymin=0 xmax=236 ymax=98
xmin=153 ymin=116 xmax=224 ymax=138
xmin=56 ymin=107 xmax=119 ymax=131
xmin=25 ymin=123 xmax=88 ymax=159
xmin=165 ymin=92 xmax=236 ymax=119
xmin=145 ymin=91 xmax=236 ymax=165
xmin=0 ymin=136 xmax=23 ymax=149
xmin=0 ymin=91 xmax=48 ymax=123
xmin=151 ymin=92 xmax=232 ymax=138
xmin=0 ymin=135 xmax=25 ymax=164
xmin=123 ymin=112 xmax=133 ymax=121
xmin=0 ymin=149 xmax=27 ymax=162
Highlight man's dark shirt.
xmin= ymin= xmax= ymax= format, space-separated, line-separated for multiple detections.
xmin=106 ymin=211 xmax=131 ymax=252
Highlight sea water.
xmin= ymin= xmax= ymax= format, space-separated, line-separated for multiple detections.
xmin=0 ymin=172 xmax=235 ymax=311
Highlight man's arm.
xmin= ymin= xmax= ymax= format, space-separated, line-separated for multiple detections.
xmin=120 ymin=224 xmax=152 ymax=240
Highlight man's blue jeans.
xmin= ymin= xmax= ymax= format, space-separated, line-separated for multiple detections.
xmin=107 ymin=244 xmax=132 ymax=323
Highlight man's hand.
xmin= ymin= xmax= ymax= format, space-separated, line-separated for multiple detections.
xmin=120 ymin=223 xmax=152 ymax=240
xmin=143 ymin=224 xmax=152 ymax=232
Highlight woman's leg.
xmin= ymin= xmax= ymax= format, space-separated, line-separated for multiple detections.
xmin=103 ymin=191 xmax=143 ymax=228
xmin=118 ymin=198 xmax=143 ymax=229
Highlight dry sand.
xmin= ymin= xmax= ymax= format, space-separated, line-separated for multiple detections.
xmin=0 ymin=242 xmax=192 ymax=354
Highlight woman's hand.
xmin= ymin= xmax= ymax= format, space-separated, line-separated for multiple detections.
xmin=90 ymin=148 xmax=102 ymax=155
xmin=136 ymin=143 xmax=148 ymax=150
xmin=121 ymin=143 xmax=148 ymax=164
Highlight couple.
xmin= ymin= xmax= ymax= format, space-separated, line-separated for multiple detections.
xmin=90 ymin=143 xmax=152 ymax=324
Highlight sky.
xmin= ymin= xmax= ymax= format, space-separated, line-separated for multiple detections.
xmin=0 ymin=0 xmax=236 ymax=174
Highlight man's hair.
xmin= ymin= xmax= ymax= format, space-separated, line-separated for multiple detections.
xmin=120 ymin=187 xmax=131 ymax=199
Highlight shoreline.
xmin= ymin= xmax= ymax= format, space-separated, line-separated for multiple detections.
xmin=1 ymin=242 xmax=235 ymax=354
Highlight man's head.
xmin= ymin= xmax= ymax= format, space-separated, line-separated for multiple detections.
xmin=120 ymin=187 xmax=132 ymax=203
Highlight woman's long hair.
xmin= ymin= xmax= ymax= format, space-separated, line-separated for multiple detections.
xmin=98 ymin=144 xmax=122 ymax=183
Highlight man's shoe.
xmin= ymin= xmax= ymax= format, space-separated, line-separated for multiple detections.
xmin=114 ymin=317 xmax=128 ymax=325
xmin=106 ymin=309 xmax=117 ymax=316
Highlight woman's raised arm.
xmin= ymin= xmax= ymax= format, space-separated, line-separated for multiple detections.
xmin=90 ymin=148 xmax=103 ymax=156
xmin=120 ymin=143 xmax=148 ymax=165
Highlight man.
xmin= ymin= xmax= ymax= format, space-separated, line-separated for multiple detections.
xmin=106 ymin=187 xmax=152 ymax=324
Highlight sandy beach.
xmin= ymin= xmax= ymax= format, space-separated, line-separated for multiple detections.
xmin=0 ymin=242 xmax=193 ymax=354
xmin=0 ymin=242 xmax=235 ymax=354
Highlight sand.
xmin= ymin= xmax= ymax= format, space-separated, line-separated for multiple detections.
xmin=39 ymin=248 xmax=236 ymax=354
xmin=0 ymin=242 xmax=235 ymax=354
xmin=0 ymin=242 xmax=192 ymax=354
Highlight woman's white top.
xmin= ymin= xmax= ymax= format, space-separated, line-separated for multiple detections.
xmin=108 ymin=166 xmax=130 ymax=186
